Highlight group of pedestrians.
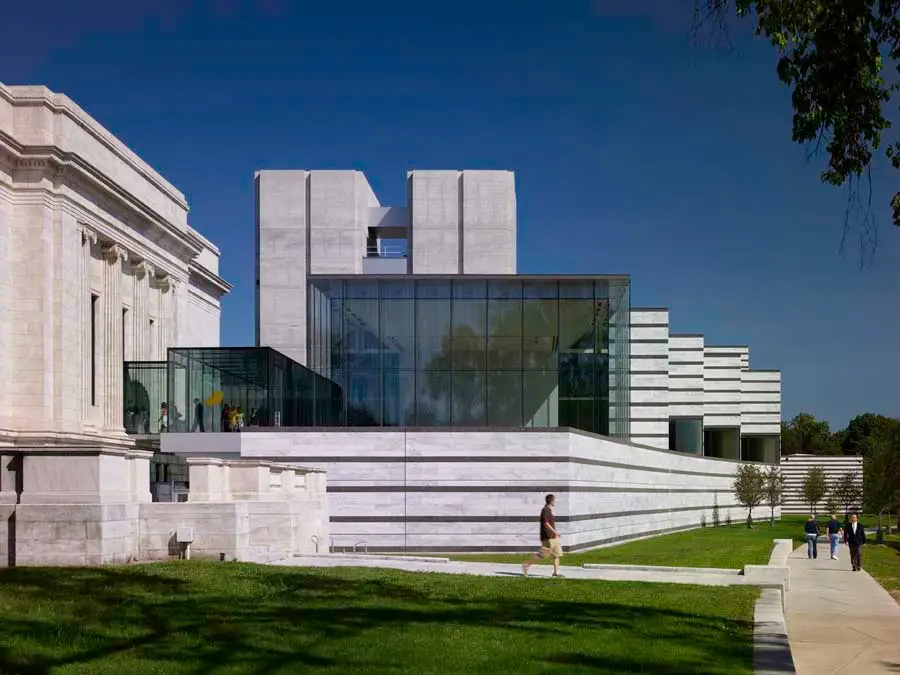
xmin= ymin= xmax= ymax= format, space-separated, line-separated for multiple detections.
xmin=804 ymin=512 xmax=867 ymax=571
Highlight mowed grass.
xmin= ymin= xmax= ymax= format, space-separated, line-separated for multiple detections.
xmin=454 ymin=516 xmax=803 ymax=569
xmin=0 ymin=562 xmax=757 ymax=675
xmin=865 ymin=534 xmax=900 ymax=603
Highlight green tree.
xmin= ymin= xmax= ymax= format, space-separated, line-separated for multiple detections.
xmin=698 ymin=0 xmax=900 ymax=245
xmin=781 ymin=413 xmax=841 ymax=456
xmin=841 ymin=414 xmax=900 ymax=455
xmin=801 ymin=465 xmax=828 ymax=515
xmin=825 ymin=489 xmax=839 ymax=517
xmin=832 ymin=470 xmax=863 ymax=516
xmin=762 ymin=465 xmax=786 ymax=525
xmin=733 ymin=464 xmax=765 ymax=528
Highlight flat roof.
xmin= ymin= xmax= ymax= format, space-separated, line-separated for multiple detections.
xmin=309 ymin=273 xmax=630 ymax=281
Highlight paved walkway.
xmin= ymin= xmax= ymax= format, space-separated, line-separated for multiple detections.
xmin=273 ymin=554 xmax=748 ymax=587
xmin=785 ymin=542 xmax=900 ymax=674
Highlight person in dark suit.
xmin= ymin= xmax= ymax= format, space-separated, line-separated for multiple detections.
xmin=845 ymin=512 xmax=866 ymax=571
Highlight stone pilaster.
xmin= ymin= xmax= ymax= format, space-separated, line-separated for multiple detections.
xmin=80 ymin=226 xmax=98 ymax=426
xmin=156 ymin=274 xmax=177 ymax=358
xmin=131 ymin=261 xmax=154 ymax=361
xmin=102 ymin=243 xmax=128 ymax=431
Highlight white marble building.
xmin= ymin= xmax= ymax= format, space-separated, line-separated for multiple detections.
xmin=0 ymin=83 xmax=231 ymax=564
xmin=628 ymin=308 xmax=782 ymax=461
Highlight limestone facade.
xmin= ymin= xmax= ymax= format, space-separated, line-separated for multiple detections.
xmin=0 ymin=84 xmax=232 ymax=565
xmin=0 ymin=83 xmax=231 ymax=459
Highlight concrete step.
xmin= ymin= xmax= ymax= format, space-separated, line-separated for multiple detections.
xmin=295 ymin=553 xmax=451 ymax=564
xmin=582 ymin=563 xmax=741 ymax=575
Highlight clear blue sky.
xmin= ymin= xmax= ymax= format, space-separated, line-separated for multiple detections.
xmin=3 ymin=0 xmax=898 ymax=430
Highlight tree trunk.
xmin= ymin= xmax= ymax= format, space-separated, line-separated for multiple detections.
xmin=746 ymin=510 xmax=753 ymax=529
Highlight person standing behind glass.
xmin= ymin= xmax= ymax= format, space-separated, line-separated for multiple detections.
xmin=804 ymin=515 xmax=820 ymax=559
xmin=825 ymin=514 xmax=843 ymax=560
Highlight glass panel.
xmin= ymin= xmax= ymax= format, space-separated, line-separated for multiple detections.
xmin=346 ymin=369 xmax=380 ymax=425
xmin=670 ymin=418 xmax=703 ymax=453
xmin=522 ymin=297 xmax=558 ymax=370
xmin=416 ymin=299 xmax=451 ymax=370
xmin=380 ymin=281 xmax=414 ymax=370
xmin=487 ymin=370 xmax=523 ymax=426
xmin=383 ymin=370 xmax=416 ymax=426
xmin=124 ymin=361 xmax=167 ymax=434
xmin=451 ymin=371 xmax=486 ymax=426
xmin=522 ymin=370 xmax=559 ymax=427
xmin=417 ymin=369 xmax=451 ymax=425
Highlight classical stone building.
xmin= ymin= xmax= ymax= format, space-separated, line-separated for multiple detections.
xmin=0 ymin=83 xmax=231 ymax=562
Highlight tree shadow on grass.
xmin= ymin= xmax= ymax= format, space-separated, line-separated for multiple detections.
xmin=0 ymin=564 xmax=753 ymax=675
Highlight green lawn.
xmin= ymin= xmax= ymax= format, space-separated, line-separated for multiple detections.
xmin=865 ymin=534 xmax=900 ymax=603
xmin=0 ymin=563 xmax=757 ymax=675
xmin=454 ymin=517 xmax=803 ymax=569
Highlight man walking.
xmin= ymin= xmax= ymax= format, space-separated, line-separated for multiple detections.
xmin=845 ymin=512 xmax=867 ymax=571
xmin=825 ymin=514 xmax=843 ymax=560
xmin=522 ymin=494 xmax=563 ymax=578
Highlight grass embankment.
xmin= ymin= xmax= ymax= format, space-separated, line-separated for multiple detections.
xmin=0 ymin=562 xmax=757 ymax=675
xmin=453 ymin=514 xmax=900 ymax=573
xmin=454 ymin=517 xmax=802 ymax=569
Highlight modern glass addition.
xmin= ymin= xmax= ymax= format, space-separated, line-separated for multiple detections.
xmin=669 ymin=417 xmax=703 ymax=454
xmin=308 ymin=276 xmax=631 ymax=437
xmin=158 ymin=347 xmax=340 ymax=432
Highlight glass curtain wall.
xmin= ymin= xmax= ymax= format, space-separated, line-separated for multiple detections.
xmin=308 ymin=276 xmax=631 ymax=438
xmin=124 ymin=361 xmax=167 ymax=433
xmin=165 ymin=347 xmax=340 ymax=432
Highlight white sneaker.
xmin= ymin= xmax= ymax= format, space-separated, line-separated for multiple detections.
xmin=831 ymin=556 xmax=837 ymax=560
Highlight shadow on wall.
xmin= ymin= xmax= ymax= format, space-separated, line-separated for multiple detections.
xmin=0 ymin=564 xmax=754 ymax=675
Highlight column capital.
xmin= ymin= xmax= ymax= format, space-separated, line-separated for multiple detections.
xmin=102 ymin=243 xmax=128 ymax=265
xmin=131 ymin=260 xmax=155 ymax=280
xmin=81 ymin=225 xmax=98 ymax=246
xmin=156 ymin=274 xmax=180 ymax=293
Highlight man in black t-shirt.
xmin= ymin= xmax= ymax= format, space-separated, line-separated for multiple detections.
xmin=825 ymin=514 xmax=843 ymax=560
xmin=522 ymin=494 xmax=563 ymax=577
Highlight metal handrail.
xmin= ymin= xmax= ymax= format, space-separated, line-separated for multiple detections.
xmin=365 ymin=244 xmax=406 ymax=259
xmin=353 ymin=541 xmax=368 ymax=555
xmin=311 ymin=535 xmax=319 ymax=553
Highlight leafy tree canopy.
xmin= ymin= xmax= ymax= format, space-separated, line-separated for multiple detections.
xmin=700 ymin=0 xmax=900 ymax=242
xmin=781 ymin=413 xmax=840 ymax=455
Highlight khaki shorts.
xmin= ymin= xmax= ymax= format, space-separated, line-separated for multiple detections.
xmin=537 ymin=537 xmax=563 ymax=559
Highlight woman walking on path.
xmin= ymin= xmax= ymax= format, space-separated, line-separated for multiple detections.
xmin=804 ymin=515 xmax=821 ymax=559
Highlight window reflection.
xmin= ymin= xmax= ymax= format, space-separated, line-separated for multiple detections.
xmin=307 ymin=277 xmax=630 ymax=436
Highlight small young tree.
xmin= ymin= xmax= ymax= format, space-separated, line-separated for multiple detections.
xmin=825 ymin=489 xmax=839 ymax=517
xmin=763 ymin=465 xmax=786 ymax=526
xmin=733 ymin=464 xmax=765 ymax=529
xmin=712 ymin=494 xmax=721 ymax=527
xmin=801 ymin=465 xmax=828 ymax=515
xmin=833 ymin=471 xmax=863 ymax=517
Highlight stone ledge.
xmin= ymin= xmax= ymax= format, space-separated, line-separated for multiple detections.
xmin=753 ymin=588 xmax=796 ymax=674
xmin=743 ymin=565 xmax=790 ymax=593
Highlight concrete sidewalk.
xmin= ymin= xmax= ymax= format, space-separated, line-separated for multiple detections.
xmin=785 ymin=542 xmax=900 ymax=674
xmin=273 ymin=554 xmax=750 ymax=587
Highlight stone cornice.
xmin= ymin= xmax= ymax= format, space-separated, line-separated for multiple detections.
xmin=0 ymin=131 xmax=203 ymax=263
xmin=0 ymin=83 xmax=187 ymax=208
xmin=189 ymin=261 xmax=233 ymax=295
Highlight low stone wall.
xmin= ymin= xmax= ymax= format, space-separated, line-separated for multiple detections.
xmin=1 ymin=454 xmax=328 ymax=567
xmin=162 ymin=428 xmax=776 ymax=553
xmin=138 ymin=459 xmax=328 ymax=563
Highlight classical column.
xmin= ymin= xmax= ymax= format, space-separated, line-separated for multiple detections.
xmin=131 ymin=261 xmax=154 ymax=360
xmin=156 ymin=274 xmax=178 ymax=357
xmin=102 ymin=243 xmax=128 ymax=431
xmin=80 ymin=226 xmax=98 ymax=426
